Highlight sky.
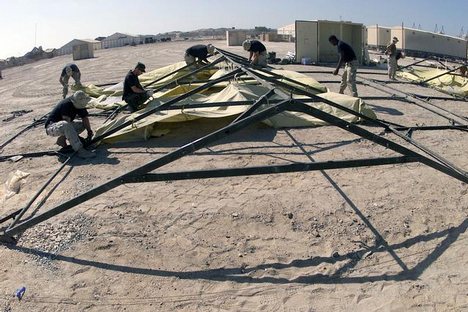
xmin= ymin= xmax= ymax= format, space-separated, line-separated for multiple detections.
xmin=1 ymin=0 xmax=467 ymax=59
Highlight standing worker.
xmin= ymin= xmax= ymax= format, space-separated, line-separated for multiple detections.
xmin=59 ymin=63 xmax=82 ymax=99
xmin=184 ymin=44 xmax=215 ymax=65
xmin=242 ymin=39 xmax=268 ymax=67
xmin=386 ymin=37 xmax=399 ymax=80
xmin=328 ymin=35 xmax=358 ymax=97
xmin=122 ymin=62 xmax=153 ymax=112
xmin=45 ymin=91 xmax=95 ymax=158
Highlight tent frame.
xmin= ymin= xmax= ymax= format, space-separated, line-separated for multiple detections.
xmin=1 ymin=49 xmax=467 ymax=244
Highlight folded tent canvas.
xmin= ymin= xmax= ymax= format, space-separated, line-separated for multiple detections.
xmin=78 ymin=58 xmax=376 ymax=144
xmin=398 ymin=66 xmax=468 ymax=97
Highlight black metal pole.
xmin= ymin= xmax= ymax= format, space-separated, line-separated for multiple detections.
xmin=0 ymin=115 xmax=47 ymax=150
xmin=89 ymin=68 xmax=243 ymax=145
xmin=420 ymin=65 xmax=466 ymax=84
xmin=218 ymin=49 xmax=468 ymax=180
xmin=398 ymin=58 xmax=428 ymax=71
xmin=143 ymin=62 xmax=196 ymax=88
xmin=232 ymin=90 xmax=276 ymax=123
xmin=289 ymin=100 xmax=468 ymax=183
xmin=122 ymin=156 xmax=421 ymax=183
xmin=6 ymin=152 xmax=76 ymax=230
xmin=150 ymin=57 xmax=226 ymax=93
xmin=1 ymin=99 xmax=292 ymax=240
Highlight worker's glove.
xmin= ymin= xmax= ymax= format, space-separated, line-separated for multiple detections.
xmin=146 ymin=90 xmax=154 ymax=97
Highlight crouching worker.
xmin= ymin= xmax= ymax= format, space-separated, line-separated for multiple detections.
xmin=122 ymin=62 xmax=154 ymax=112
xmin=59 ymin=63 xmax=82 ymax=99
xmin=45 ymin=91 xmax=96 ymax=158
xmin=184 ymin=44 xmax=215 ymax=65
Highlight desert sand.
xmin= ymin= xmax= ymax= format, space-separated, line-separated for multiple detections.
xmin=0 ymin=40 xmax=467 ymax=311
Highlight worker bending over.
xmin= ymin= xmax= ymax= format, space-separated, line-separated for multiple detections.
xmin=242 ymin=40 xmax=267 ymax=67
xmin=59 ymin=63 xmax=82 ymax=99
xmin=184 ymin=44 xmax=215 ymax=65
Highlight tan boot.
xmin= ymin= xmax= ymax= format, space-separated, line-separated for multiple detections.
xmin=77 ymin=148 xmax=96 ymax=159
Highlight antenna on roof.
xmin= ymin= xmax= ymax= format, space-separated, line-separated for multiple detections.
xmin=412 ymin=22 xmax=416 ymax=28
xmin=434 ymin=24 xmax=438 ymax=33
xmin=440 ymin=25 xmax=445 ymax=34
xmin=418 ymin=24 xmax=421 ymax=30
xmin=459 ymin=26 xmax=464 ymax=37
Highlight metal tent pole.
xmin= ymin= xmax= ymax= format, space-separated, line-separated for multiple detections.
xmin=0 ymin=99 xmax=292 ymax=241
xmin=217 ymin=49 xmax=468 ymax=182
xmin=89 ymin=68 xmax=243 ymax=145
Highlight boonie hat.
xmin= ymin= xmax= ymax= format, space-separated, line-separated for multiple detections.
xmin=392 ymin=37 xmax=399 ymax=42
xmin=135 ymin=62 xmax=146 ymax=72
xmin=71 ymin=91 xmax=91 ymax=109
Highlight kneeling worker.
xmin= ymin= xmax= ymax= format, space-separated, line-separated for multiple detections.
xmin=45 ymin=91 xmax=95 ymax=158
xmin=59 ymin=63 xmax=82 ymax=99
xmin=122 ymin=62 xmax=153 ymax=112
xmin=242 ymin=39 xmax=267 ymax=67
xmin=184 ymin=44 xmax=215 ymax=65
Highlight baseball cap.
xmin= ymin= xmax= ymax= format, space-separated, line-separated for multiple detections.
xmin=135 ymin=62 xmax=146 ymax=72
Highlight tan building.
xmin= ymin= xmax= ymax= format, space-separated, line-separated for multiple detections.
xmin=259 ymin=32 xmax=290 ymax=42
xmin=57 ymin=39 xmax=101 ymax=56
xmin=102 ymin=32 xmax=141 ymax=49
xmin=295 ymin=20 xmax=365 ymax=64
xmin=367 ymin=25 xmax=391 ymax=50
xmin=391 ymin=26 xmax=467 ymax=59
xmin=226 ymin=30 xmax=246 ymax=46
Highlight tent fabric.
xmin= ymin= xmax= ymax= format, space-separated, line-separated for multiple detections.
xmin=72 ymin=61 xmax=218 ymax=99
xmin=86 ymin=60 xmax=376 ymax=144
xmin=262 ymin=92 xmax=376 ymax=128
xmin=94 ymin=84 xmax=376 ymax=143
xmin=398 ymin=67 xmax=468 ymax=97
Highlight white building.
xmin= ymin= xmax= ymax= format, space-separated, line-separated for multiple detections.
xmin=295 ymin=20 xmax=365 ymax=64
xmin=102 ymin=32 xmax=141 ymax=49
xmin=57 ymin=39 xmax=101 ymax=56
xmin=391 ymin=26 xmax=467 ymax=59
xmin=367 ymin=25 xmax=392 ymax=50
xmin=277 ymin=23 xmax=296 ymax=37
xmin=226 ymin=30 xmax=247 ymax=46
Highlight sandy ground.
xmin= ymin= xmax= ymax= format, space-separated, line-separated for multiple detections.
xmin=0 ymin=40 xmax=467 ymax=312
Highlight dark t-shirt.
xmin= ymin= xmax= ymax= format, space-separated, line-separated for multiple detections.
xmin=45 ymin=97 xmax=89 ymax=127
xmin=186 ymin=45 xmax=209 ymax=60
xmin=248 ymin=40 xmax=266 ymax=53
xmin=337 ymin=41 xmax=356 ymax=62
xmin=60 ymin=63 xmax=80 ymax=77
xmin=123 ymin=70 xmax=144 ymax=99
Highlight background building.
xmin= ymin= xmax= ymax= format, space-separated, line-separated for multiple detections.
xmin=294 ymin=20 xmax=365 ymax=64
xmin=226 ymin=30 xmax=247 ymax=46
xmin=57 ymin=39 xmax=102 ymax=56
xmin=367 ymin=25 xmax=391 ymax=51
xmin=101 ymin=33 xmax=141 ymax=49
xmin=391 ymin=26 xmax=467 ymax=59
